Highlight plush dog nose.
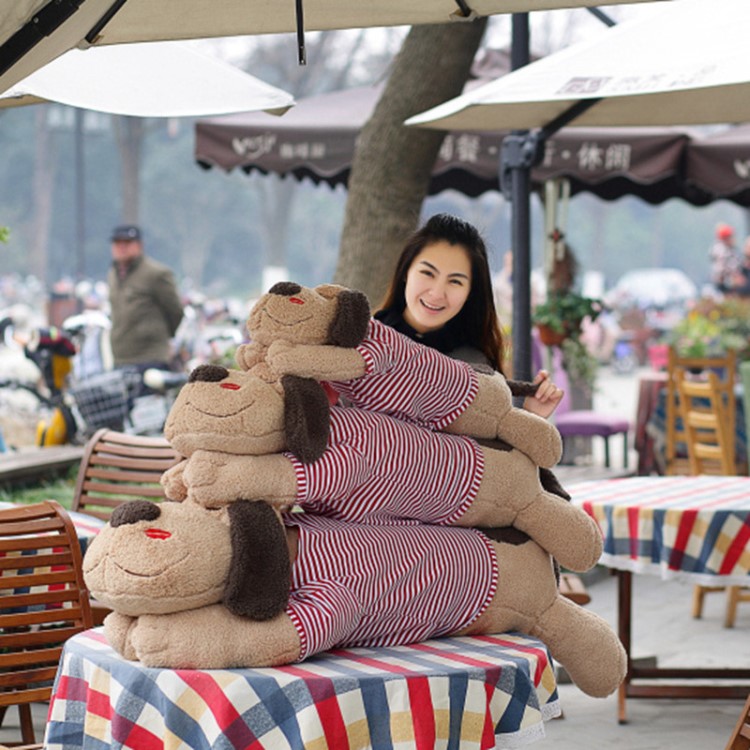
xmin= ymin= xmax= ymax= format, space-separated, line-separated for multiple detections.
xmin=110 ymin=500 xmax=162 ymax=527
xmin=268 ymin=281 xmax=301 ymax=296
xmin=188 ymin=364 xmax=229 ymax=383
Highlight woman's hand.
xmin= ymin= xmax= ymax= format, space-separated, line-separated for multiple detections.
xmin=523 ymin=370 xmax=564 ymax=419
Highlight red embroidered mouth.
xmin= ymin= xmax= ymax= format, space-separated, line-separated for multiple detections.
xmin=145 ymin=528 xmax=171 ymax=540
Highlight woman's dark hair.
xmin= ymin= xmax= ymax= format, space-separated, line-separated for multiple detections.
xmin=378 ymin=213 xmax=506 ymax=373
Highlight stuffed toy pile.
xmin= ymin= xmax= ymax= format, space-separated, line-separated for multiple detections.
xmin=83 ymin=282 xmax=627 ymax=699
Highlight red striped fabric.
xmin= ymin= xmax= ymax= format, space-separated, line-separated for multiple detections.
xmin=285 ymin=515 xmax=497 ymax=660
xmin=286 ymin=406 xmax=484 ymax=525
xmin=329 ymin=319 xmax=479 ymax=430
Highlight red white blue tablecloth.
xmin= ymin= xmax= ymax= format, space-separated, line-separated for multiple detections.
xmin=45 ymin=628 xmax=561 ymax=750
xmin=571 ymin=475 xmax=750 ymax=585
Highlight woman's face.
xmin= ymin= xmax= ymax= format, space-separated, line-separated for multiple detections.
xmin=402 ymin=240 xmax=472 ymax=334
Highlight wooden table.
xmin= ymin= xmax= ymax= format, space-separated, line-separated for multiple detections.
xmin=572 ymin=475 xmax=750 ymax=723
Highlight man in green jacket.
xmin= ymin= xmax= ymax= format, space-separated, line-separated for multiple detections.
xmin=107 ymin=225 xmax=184 ymax=373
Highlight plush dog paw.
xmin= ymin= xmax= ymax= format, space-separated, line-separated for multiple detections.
xmin=160 ymin=462 xmax=188 ymax=501
xmin=104 ymin=612 xmax=137 ymax=660
xmin=266 ymin=339 xmax=298 ymax=376
xmin=130 ymin=615 xmax=184 ymax=668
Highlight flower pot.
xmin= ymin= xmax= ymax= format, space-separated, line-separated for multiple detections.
xmin=537 ymin=324 xmax=567 ymax=347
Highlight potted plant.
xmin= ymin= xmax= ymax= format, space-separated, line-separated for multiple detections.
xmin=533 ymin=291 xmax=604 ymax=396
xmin=532 ymin=291 xmax=603 ymax=346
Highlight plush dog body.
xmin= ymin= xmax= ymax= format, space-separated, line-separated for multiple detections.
xmin=83 ymin=499 xmax=626 ymax=698
xmin=162 ymin=365 xmax=602 ymax=573
xmin=240 ymin=282 xmax=562 ymax=469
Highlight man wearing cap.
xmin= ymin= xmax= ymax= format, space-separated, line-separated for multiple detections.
xmin=709 ymin=223 xmax=740 ymax=293
xmin=107 ymin=224 xmax=183 ymax=372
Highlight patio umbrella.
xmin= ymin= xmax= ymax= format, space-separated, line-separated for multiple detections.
xmin=404 ymin=0 xmax=750 ymax=377
xmin=405 ymin=0 xmax=750 ymax=131
xmin=0 ymin=0 xmax=661 ymax=94
xmin=684 ymin=124 xmax=750 ymax=208
xmin=195 ymin=83 xmax=691 ymax=204
xmin=0 ymin=41 xmax=295 ymax=117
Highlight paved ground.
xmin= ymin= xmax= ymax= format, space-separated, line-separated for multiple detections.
xmin=539 ymin=568 xmax=748 ymax=749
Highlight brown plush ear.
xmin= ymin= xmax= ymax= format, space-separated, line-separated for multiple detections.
xmin=327 ymin=289 xmax=370 ymax=348
xmin=282 ymin=374 xmax=330 ymax=464
xmin=223 ymin=500 xmax=291 ymax=621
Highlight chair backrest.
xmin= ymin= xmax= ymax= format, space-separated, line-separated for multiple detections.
xmin=0 ymin=500 xmax=93 ymax=745
xmin=72 ymin=428 xmax=180 ymax=521
xmin=665 ymin=347 xmax=736 ymax=475
xmin=724 ymin=692 xmax=750 ymax=750
xmin=741 ymin=361 xmax=750 ymax=474
xmin=674 ymin=368 xmax=736 ymax=476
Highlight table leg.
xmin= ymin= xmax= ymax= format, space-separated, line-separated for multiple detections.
xmin=616 ymin=569 xmax=632 ymax=724
xmin=615 ymin=567 xmax=750 ymax=722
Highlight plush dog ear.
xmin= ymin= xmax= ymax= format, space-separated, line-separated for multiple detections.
xmin=223 ymin=500 xmax=291 ymax=621
xmin=327 ymin=289 xmax=370 ymax=348
xmin=282 ymin=374 xmax=330 ymax=464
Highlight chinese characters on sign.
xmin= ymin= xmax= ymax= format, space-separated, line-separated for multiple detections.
xmin=543 ymin=140 xmax=632 ymax=173
xmin=232 ymin=133 xmax=327 ymax=161
xmin=438 ymin=133 xmax=487 ymax=164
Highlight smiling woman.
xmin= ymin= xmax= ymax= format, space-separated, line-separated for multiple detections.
xmin=375 ymin=213 xmax=564 ymax=419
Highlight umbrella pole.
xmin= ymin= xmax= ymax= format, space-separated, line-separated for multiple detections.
xmin=508 ymin=13 xmax=532 ymax=383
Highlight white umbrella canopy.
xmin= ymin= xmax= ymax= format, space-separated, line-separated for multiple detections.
xmin=0 ymin=41 xmax=294 ymax=117
xmin=406 ymin=0 xmax=750 ymax=132
xmin=0 ymin=0 xmax=661 ymax=94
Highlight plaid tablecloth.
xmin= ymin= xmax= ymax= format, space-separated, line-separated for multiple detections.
xmin=45 ymin=628 xmax=561 ymax=750
xmin=572 ymin=475 xmax=750 ymax=585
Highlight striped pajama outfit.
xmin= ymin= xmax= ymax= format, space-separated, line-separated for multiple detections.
xmin=285 ymin=404 xmax=484 ymax=525
xmin=284 ymin=514 xmax=498 ymax=659
xmin=329 ymin=318 xmax=480 ymax=430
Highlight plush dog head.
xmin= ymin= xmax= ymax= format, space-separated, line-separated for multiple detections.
xmin=247 ymin=281 xmax=370 ymax=348
xmin=165 ymin=364 xmax=330 ymax=462
xmin=83 ymin=499 xmax=291 ymax=620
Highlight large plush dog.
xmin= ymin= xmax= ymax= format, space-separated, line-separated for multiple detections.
xmin=161 ymin=364 xmax=603 ymax=574
xmin=83 ymin=498 xmax=626 ymax=698
xmin=236 ymin=282 xmax=563 ymax=469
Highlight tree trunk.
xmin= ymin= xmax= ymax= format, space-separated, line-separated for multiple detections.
xmin=335 ymin=19 xmax=487 ymax=305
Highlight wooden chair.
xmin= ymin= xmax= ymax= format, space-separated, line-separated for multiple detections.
xmin=0 ymin=501 xmax=94 ymax=747
xmin=675 ymin=368 xmax=736 ymax=476
xmin=725 ymin=692 xmax=750 ymax=750
xmin=72 ymin=428 xmax=180 ymax=521
xmin=673 ymin=364 xmax=749 ymax=627
xmin=665 ymin=347 xmax=737 ymax=476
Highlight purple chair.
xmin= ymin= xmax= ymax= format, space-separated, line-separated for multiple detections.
xmin=533 ymin=333 xmax=631 ymax=469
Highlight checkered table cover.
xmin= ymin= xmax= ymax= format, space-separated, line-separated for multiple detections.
xmin=45 ymin=628 xmax=561 ymax=750
xmin=571 ymin=475 xmax=750 ymax=585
